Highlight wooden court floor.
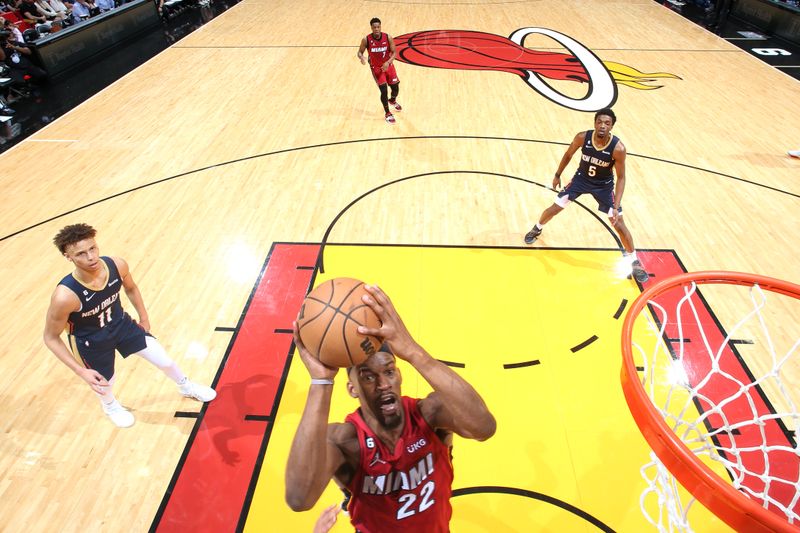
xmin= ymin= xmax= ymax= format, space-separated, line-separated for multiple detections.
xmin=1 ymin=0 xmax=798 ymax=531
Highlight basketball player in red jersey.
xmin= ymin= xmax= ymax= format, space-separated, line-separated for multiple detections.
xmin=286 ymin=285 xmax=496 ymax=532
xmin=358 ymin=17 xmax=402 ymax=124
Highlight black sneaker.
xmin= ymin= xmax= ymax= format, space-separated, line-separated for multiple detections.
xmin=631 ymin=259 xmax=649 ymax=283
xmin=524 ymin=226 xmax=542 ymax=244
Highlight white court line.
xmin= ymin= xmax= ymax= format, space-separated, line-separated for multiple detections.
xmin=23 ymin=139 xmax=79 ymax=143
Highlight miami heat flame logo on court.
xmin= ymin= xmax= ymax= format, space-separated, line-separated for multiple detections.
xmin=395 ymin=28 xmax=680 ymax=111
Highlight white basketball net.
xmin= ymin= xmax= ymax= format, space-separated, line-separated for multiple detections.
xmin=630 ymin=280 xmax=800 ymax=532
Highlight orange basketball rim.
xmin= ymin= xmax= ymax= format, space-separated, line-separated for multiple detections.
xmin=621 ymin=271 xmax=800 ymax=533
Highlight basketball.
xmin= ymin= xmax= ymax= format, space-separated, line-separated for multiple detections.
xmin=297 ymin=277 xmax=382 ymax=368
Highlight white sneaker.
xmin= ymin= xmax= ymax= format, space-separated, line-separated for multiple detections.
xmin=179 ymin=380 xmax=217 ymax=402
xmin=788 ymin=150 xmax=800 ymax=158
xmin=102 ymin=400 xmax=135 ymax=428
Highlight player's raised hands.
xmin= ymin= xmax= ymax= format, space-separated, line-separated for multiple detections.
xmin=293 ymin=320 xmax=338 ymax=381
xmin=357 ymin=285 xmax=421 ymax=360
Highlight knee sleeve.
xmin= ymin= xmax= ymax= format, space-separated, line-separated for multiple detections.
xmin=554 ymin=194 xmax=571 ymax=208
xmin=136 ymin=337 xmax=186 ymax=383
xmin=135 ymin=336 xmax=174 ymax=368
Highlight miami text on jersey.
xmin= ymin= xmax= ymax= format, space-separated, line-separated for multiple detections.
xmin=361 ymin=452 xmax=434 ymax=495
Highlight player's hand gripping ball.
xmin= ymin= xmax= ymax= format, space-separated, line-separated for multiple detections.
xmin=297 ymin=278 xmax=382 ymax=368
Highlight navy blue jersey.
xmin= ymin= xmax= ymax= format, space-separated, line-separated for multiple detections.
xmin=59 ymin=256 xmax=125 ymax=340
xmin=576 ymin=130 xmax=619 ymax=182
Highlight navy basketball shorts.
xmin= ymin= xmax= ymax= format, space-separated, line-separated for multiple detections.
xmin=69 ymin=313 xmax=151 ymax=380
xmin=555 ymin=174 xmax=621 ymax=215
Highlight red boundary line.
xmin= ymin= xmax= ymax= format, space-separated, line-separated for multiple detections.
xmin=152 ymin=243 xmax=319 ymax=533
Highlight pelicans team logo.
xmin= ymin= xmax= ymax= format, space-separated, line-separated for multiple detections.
xmin=395 ymin=28 xmax=680 ymax=111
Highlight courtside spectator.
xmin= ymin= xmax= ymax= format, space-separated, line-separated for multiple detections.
xmin=19 ymin=0 xmax=48 ymax=25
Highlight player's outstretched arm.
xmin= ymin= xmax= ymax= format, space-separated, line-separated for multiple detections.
xmin=358 ymin=285 xmax=496 ymax=441
xmin=43 ymin=287 xmax=109 ymax=393
xmin=285 ymin=322 xmax=348 ymax=511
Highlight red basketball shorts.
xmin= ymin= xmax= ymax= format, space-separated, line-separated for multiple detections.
xmin=371 ymin=64 xmax=399 ymax=86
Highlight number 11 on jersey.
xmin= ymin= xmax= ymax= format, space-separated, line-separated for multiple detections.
xmin=98 ymin=308 xmax=113 ymax=328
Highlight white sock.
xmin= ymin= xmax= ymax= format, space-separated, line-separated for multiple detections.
xmin=536 ymin=223 xmax=544 ymax=230
xmin=99 ymin=394 xmax=116 ymax=406
xmin=165 ymin=365 xmax=187 ymax=384
xmin=624 ymin=251 xmax=638 ymax=261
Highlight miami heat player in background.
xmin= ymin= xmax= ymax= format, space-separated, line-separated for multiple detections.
xmin=286 ymin=284 xmax=496 ymax=532
xmin=358 ymin=17 xmax=403 ymax=124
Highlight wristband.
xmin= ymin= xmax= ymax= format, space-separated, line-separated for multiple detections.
xmin=310 ymin=378 xmax=334 ymax=386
